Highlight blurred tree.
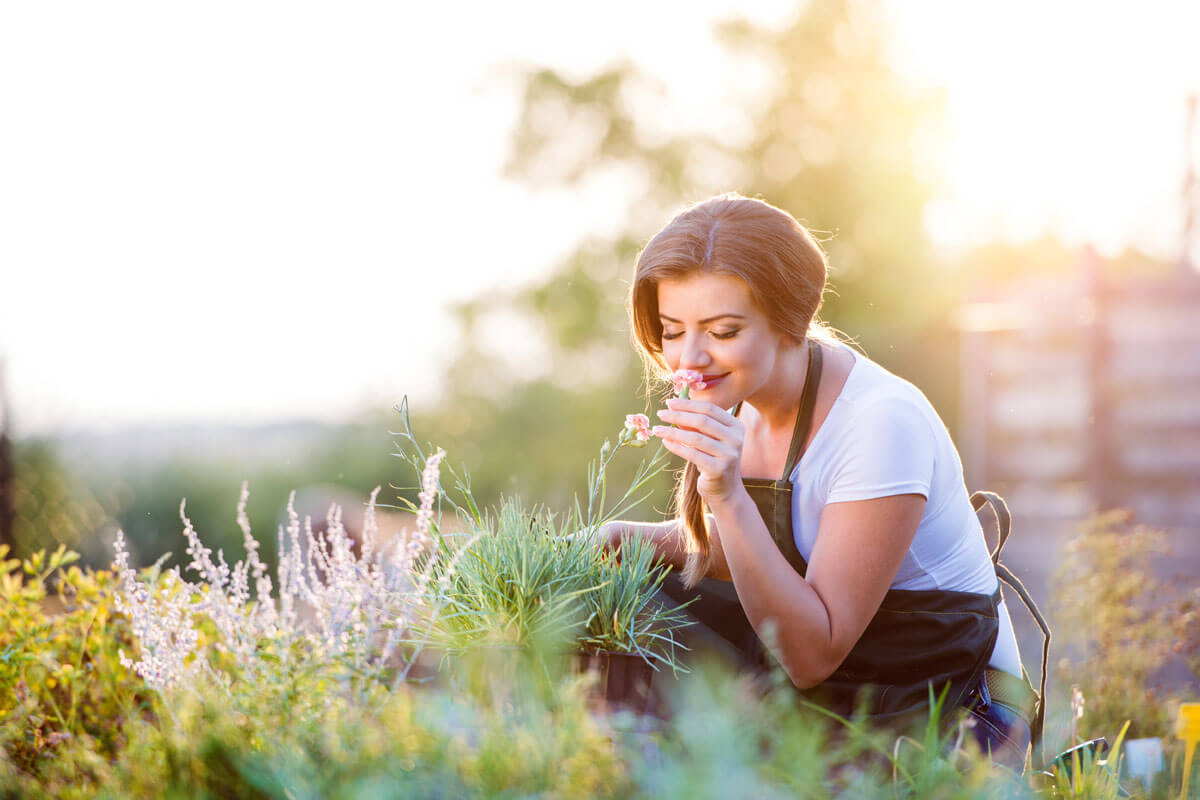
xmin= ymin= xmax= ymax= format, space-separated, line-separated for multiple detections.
xmin=98 ymin=421 xmax=408 ymax=573
xmin=417 ymin=0 xmax=954 ymax=519
xmin=9 ymin=440 xmax=116 ymax=564
xmin=17 ymin=419 xmax=412 ymax=572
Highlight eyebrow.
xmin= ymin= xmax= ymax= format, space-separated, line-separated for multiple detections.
xmin=659 ymin=313 xmax=746 ymax=324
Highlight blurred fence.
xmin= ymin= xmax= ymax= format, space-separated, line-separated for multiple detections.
xmin=955 ymin=248 xmax=1200 ymax=690
xmin=956 ymin=248 xmax=1200 ymax=533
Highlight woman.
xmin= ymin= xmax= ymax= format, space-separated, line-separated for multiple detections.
xmin=598 ymin=193 xmax=1045 ymax=773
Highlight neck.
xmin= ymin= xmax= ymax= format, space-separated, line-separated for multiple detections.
xmin=745 ymin=338 xmax=813 ymax=433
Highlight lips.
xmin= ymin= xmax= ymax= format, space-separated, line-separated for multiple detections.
xmin=700 ymin=373 xmax=729 ymax=388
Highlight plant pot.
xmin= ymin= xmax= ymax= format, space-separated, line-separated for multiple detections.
xmin=574 ymin=651 xmax=665 ymax=719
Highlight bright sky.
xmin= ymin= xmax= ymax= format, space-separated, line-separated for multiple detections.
xmin=2 ymin=0 xmax=1197 ymax=437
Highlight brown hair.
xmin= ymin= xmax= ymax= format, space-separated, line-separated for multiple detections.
xmin=627 ymin=192 xmax=843 ymax=586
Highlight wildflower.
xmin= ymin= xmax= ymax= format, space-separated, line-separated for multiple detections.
xmin=624 ymin=413 xmax=652 ymax=442
xmin=111 ymin=448 xmax=480 ymax=709
xmin=236 ymin=480 xmax=275 ymax=630
xmin=112 ymin=529 xmax=201 ymax=692
xmin=414 ymin=448 xmax=446 ymax=547
xmin=670 ymin=368 xmax=707 ymax=397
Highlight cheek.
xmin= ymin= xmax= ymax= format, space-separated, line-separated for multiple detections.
xmin=722 ymin=340 xmax=759 ymax=368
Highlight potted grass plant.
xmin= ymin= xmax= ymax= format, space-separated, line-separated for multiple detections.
xmin=387 ymin=395 xmax=694 ymax=715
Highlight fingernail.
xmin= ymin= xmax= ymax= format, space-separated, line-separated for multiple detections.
xmin=656 ymin=409 xmax=667 ymax=418
xmin=651 ymin=426 xmax=666 ymax=436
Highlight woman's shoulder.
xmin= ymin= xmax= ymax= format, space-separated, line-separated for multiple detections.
xmin=802 ymin=346 xmax=943 ymax=499
xmin=830 ymin=343 xmax=934 ymax=417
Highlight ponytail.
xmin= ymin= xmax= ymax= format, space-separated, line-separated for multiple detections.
xmin=673 ymin=459 xmax=710 ymax=587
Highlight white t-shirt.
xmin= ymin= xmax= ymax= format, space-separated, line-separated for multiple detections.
xmin=784 ymin=341 xmax=1024 ymax=678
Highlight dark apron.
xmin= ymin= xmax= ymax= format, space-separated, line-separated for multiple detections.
xmin=659 ymin=342 xmax=1001 ymax=723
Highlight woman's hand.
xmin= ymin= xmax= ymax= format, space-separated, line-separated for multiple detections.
xmin=652 ymin=397 xmax=747 ymax=506
xmin=561 ymin=521 xmax=621 ymax=552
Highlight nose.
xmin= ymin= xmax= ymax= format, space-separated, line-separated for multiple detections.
xmin=678 ymin=331 xmax=712 ymax=370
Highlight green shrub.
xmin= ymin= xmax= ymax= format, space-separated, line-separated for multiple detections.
xmin=390 ymin=396 xmax=693 ymax=673
xmin=1051 ymin=511 xmax=1188 ymax=743
xmin=425 ymin=495 xmax=692 ymax=673
xmin=0 ymin=544 xmax=150 ymax=793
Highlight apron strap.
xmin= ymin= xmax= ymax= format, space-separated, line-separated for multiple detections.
xmin=971 ymin=490 xmax=1051 ymax=771
xmin=729 ymin=340 xmax=824 ymax=481
xmin=996 ymin=561 xmax=1051 ymax=771
xmin=970 ymin=490 xmax=1011 ymax=565
xmin=781 ymin=342 xmax=824 ymax=480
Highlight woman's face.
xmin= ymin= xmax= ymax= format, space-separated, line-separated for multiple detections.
xmin=656 ymin=272 xmax=786 ymax=406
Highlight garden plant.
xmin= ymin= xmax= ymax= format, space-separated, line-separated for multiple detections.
xmin=386 ymin=393 xmax=693 ymax=694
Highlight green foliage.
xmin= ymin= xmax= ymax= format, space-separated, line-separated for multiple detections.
xmin=15 ymin=653 xmax=630 ymax=799
xmin=0 ymin=544 xmax=149 ymax=788
xmin=388 ymin=397 xmax=693 ymax=672
xmin=1040 ymin=722 xmax=1131 ymax=800
xmin=1050 ymin=511 xmax=1188 ymax=743
xmin=1 ymin=535 xmax=1185 ymax=798
xmin=624 ymin=663 xmax=1049 ymax=799
xmin=1175 ymin=584 xmax=1200 ymax=691
xmin=427 ymin=496 xmax=692 ymax=673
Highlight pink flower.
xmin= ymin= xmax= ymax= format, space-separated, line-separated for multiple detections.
xmin=624 ymin=413 xmax=652 ymax=441
xmin=670 ymin=368 xmax=707 ymax=396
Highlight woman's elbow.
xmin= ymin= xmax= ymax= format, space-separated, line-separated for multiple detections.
xmin=783 ymin=662 xmax=836 ymax=691
xmin=779 ymin=645 xmax=842 ymax=690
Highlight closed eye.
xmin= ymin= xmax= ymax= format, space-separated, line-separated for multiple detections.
xmin=662 ymin=329 xmax=740 ymax=341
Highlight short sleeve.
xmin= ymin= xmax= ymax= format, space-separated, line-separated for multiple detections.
xmin=824 ymin=395 xmax=935 ymax=504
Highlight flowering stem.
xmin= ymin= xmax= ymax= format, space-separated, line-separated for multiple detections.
xmin=586 ymin=437 xmax=622 ymax=529
xmin=670 ymin=385 xmax=690 ymax=429
xmin=581 ymin=432 xmax=668 ymax=538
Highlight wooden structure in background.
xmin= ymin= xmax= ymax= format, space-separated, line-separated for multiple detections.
xmin=956 ymin=248 xmax=1200 ymax=535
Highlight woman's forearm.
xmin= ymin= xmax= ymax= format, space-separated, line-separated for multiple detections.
xmin=612 ymin=514 xmax=737 ymax=580
xmin=707 ymin=491 xmax=837 ymax=688
xmin=610 ymin=519 xmax=689 ymax=570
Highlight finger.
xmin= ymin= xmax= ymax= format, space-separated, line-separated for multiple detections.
xmin=665 ymin=397 xmax=739 ymax=427
xmin=658 ymin=436 xmax=723 ymax=473
xmin=652 ymin=425 xmax=728 ymax=459
xmin=656 ymin=408 xmax=730 ymax=438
